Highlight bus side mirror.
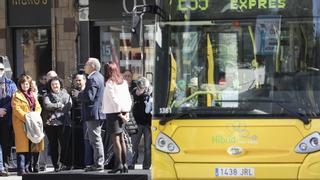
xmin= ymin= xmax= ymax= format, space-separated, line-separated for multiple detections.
xmin=131 ymin=14 xmax=144 ymax=48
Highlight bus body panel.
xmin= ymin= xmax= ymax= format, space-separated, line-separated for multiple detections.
xmin=151 ymin=146 xmax=177 ymax=180
xmin=298 ymin=151 xmax=320 ymax=179
xmin=152 ymin=119 xmax=320 ymax=179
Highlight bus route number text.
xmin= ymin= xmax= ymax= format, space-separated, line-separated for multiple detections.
xmin=177 ymin=0 xmax=208 ymax=11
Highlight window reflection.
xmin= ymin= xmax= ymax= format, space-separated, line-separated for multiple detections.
xmin=169 ymin=18 xmax=320 ymax=116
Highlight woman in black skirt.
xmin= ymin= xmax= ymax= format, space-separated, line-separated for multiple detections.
xmin=102 ymin=62 xmax=132 ymax=173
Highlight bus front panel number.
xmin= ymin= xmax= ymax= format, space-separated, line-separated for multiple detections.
xmin=159 ymin=107 xmax=172 ymax=114
xmin=178 ymin=0 xmax=208 ymax=11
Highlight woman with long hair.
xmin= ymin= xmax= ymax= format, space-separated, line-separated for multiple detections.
xmin=12 ymin=74 xmax=44 ymax=175
xmin=102 ymin=61 xmax=132 ymax=173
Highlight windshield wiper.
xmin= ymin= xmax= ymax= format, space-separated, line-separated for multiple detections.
xmin=215 ymin=99 xmax=311 ymax=125
xmin=159 ymin=99 xmax=311 ymax=125
xmin=159 ymin=113 xmax=196 ymax=125
xmin=272 ymin=101 xmax=310 ymax=125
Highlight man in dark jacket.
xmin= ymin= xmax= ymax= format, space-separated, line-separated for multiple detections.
xmin=70 ymin=73 xmax=89 ymax=168
xmin=79 ymin=58 xmax=105 ymax=172
xmin=0 ymin=62 xmax=17 ymax=175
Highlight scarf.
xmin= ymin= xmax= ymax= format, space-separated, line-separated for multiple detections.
xmin=23 ymin=90 xmax=36 ymax=111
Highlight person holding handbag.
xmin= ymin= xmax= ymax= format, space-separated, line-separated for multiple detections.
xmin=43 ymin=77 xmax=72 ymax=172
xmin=102 ymin=61 xmax=132 ymax=174
xmin=12 ymin=74 xmax=44 ymax=176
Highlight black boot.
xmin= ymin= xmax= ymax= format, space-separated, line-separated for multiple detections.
xmin=33 ymin=164 xmax=39 ymax=173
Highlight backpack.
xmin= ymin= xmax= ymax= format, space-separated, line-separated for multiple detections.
xmin=24 ymin=112 xmax=45 ymax=144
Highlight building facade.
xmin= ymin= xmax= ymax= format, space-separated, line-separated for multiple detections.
xmin=0 ymin=0 xmax=155 ymax=86
xmin=0 ymin=0 xmax=78 ymax=85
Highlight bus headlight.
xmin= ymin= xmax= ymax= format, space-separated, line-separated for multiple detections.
xmin=310 ymin=137 xmax=319 ymax=147
xmin=299 ymin=143 xmax=308 ymax=151
xmin=295 ymin=132 xmax=320 ymax=153
xmin=155 ymin=132 xmax=180 ymax=153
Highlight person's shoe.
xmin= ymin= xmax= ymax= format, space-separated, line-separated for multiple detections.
xmin=128 ymin=165 xmax=134 ymax=170
xmin=27 ymin=166 xmax=33 ymax=173
xmin=33 ymin=165 xmax=39 ymax=173
xmin=122 ymin=164 xmax=128 ymax=173
xmin=39 ymin=166 xmax=46 ymax=171
xmin=61 ymin=165 xmax=72 ymax=171
xmin=85 ymin=166 xmax=104 ymax=172
xmin=17 ymin=170 xmax=26 ymax=176
xmin=0 ymin=170 xmax=9 ymax=176
xmin=108 ymin=164 xmax=123 ymax=174
xmin=54 ymin=165 xmax=60 ymax=172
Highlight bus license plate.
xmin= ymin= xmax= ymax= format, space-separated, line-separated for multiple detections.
xmin=215 ymin=167 xmax=255 ymax=177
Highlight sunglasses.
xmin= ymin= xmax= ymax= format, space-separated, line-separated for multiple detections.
xmin=0 ymin=68 xmax=4 ymax=71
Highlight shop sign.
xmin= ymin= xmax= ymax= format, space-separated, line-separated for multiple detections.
xmin=8 ymin=0 xmax=51 ymax=26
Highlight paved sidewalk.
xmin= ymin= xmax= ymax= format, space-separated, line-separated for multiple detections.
xmin=1 ymin=165 xmax=148 ymax=180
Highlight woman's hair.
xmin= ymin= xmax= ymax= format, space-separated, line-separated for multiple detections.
xmin=104 ymin=61 xmax=123 ymax=84
xmin=31 ymin=80 xmax=38 ymax=93
xmin=47 ymin=76 xmax=64 ymax=92
xmin=122 ymin=69 xmax=133 ymax=75
xmin=17 ymin=74 xmax=33 ymax=92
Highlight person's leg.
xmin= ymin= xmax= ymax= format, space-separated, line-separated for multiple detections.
xmin=0 ymin=144 xmax=3 ymax=171
xmin=46 ymin=126 xmax=60 ymax=170
xmin=108 ymin=133 xmax=123 ymax=173
xmin=16 ymin=153 xmax=25 ymax=175
xmin=0 ymin=144 xmax=7 ymax=176
xmin=83 ymin=121 xmax=93 ymax=167
xmin=130 ymin=125 xmax=143 ymax=169
xmin=60 ymin=126 xmax=72 ymax=169
xmin=120 ymin=133 xmax=128 ymax=173
xmin=32 ymin=153 xmax=40 ymax=173
xmin=24 ymin=152 xmax=31 ymax=173
xmin=38 ymin=133 xmax=49 ymax=171
xmin=0 ymin=120 xmax=9 ymax=166
xmin=123 ymin=131 xmax=134 ymax=168
xmin=142 ymin=125 xmax=152 ymax=169
xmin=86 ymin=121 xmax=104 ymax=169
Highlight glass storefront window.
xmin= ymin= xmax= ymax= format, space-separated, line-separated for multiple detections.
xmin=100 ymin=24 xmax=155 ymax=82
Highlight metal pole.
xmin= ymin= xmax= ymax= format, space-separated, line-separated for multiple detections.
xmin=139 ymin=14 xmax=145 ymax=75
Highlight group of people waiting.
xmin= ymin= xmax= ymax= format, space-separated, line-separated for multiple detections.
xmin=0 ymin=57 xmax=152 ymax=176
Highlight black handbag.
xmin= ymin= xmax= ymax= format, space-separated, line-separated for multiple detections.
xmin=125 ymin=112 xmax=138 ymax=135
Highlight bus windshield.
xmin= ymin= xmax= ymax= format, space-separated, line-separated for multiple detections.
xmin=153 ymin=0 xmax=320 ymax=118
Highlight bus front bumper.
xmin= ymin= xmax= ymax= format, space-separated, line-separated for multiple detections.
xmin=152 ymin=148 xmax=320 ymax=179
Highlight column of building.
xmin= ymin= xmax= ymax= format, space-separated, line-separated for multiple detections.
xmin=53 ymin=0 xmax=79 ymax=85
xmin=0 ymin=1 xmax=6 ymax=55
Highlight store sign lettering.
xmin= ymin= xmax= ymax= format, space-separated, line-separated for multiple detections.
xmin=230 ymin=0 xmax=286 ymax=10
xmin=11 ymin=0 xmax=48 ymax=6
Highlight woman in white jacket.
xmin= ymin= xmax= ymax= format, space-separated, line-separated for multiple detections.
xmin=102 ymin=61 xmax=132 ymax=173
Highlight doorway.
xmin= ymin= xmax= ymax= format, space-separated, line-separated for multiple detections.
xmin=14 ymin=28 xmax=52 ymax=81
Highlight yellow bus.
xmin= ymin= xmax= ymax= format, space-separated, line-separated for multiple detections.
xmin=150 ymin=0 xmax=320 ymax=179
